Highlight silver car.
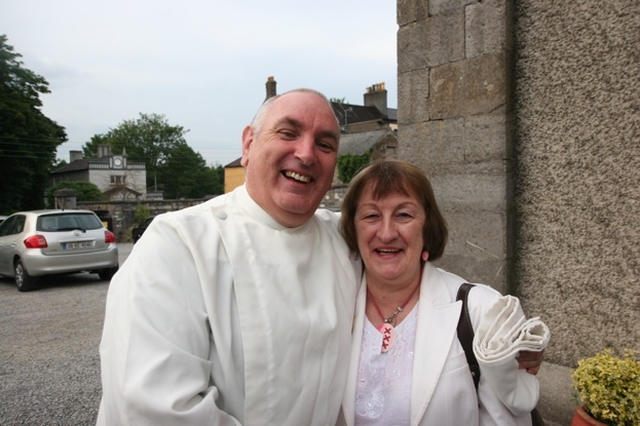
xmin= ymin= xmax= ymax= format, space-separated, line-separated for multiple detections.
xmin=0 ymin=210 xmax=119 ymax=291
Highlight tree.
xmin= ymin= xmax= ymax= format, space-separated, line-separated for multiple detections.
xmin=157 ymin=142 xmax=206 ymax=199
xmin=45 ymin=181 xmax=104 ymax=207
xmin=0 ymin=35 xmax=67 ymax=214
xmin=83 ymin=113 xmax=189 ymax=191
xmin=191 ymin=164 xmax=224 ymax=198
xmin=337 ymin=149 xmax=372 ymax=184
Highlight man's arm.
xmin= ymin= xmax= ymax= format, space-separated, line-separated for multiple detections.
xmin=98 ymin=217 xmax=242 ymax=426
xmin=517 ymin=350 xmax=544 ymax=375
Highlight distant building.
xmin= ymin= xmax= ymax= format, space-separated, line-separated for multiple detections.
xmin=333 ymin=82 xmax=398 ymax=134
xmin=223 ymin=157 xmax=245 ymax=194
xmin=50 ymin=145 xmax=148 ymax=201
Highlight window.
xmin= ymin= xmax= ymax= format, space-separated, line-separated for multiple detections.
xmin=37 ymin=213 xmax=103 ymax=231
xmin=110 ymin=175 xmax=126 ymax=185
xmin=0 ymin=215 xmax=25 ymax=237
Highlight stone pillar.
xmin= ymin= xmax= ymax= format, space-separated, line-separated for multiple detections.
xmin=397 ymin=0 xmax=514 ymax=294
xmin=54 ymin=189 xmax=78 ymax=210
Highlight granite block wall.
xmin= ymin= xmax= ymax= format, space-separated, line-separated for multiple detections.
xmin=397 ymin=0 xmax=638 ymax=367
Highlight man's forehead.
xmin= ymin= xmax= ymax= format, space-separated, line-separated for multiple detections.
xmin=269 ymin=95 xmax=338 ymax=129
xmin=272 ymin=91 xmax=328 ymax=112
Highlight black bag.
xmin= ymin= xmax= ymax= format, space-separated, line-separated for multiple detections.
xmin=456 ymin=283 xmax=546 ymax=426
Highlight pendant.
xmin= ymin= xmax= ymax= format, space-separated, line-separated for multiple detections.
xmin=377 ymin=322 xmax=395 ymax=353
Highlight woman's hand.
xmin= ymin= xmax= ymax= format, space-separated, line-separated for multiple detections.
xmin=516 ymin=350 xmax=544 ymax=375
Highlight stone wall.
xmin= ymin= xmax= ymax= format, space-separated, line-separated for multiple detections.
xmin=79 ymin=198 xmax=207 ymax=242
xmin=513 ymin=0 xmax=639 ymax=365
xmin=396 ymin=1 xmax=639 ymax=423
xmin=397 ymin=0 xmax=515 ymax=295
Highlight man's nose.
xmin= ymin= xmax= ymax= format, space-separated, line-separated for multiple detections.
xmin=294 ymin=136 xmax=317 ymax=165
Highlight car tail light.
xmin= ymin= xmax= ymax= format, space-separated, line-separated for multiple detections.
xmin=105 ymin=230 xmax=116 ymax=243
xmin=24 ymin=235 xmax=48 ymax=249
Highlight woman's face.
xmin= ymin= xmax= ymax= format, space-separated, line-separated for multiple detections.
xmin=355 ymin=183 xmax=426 ymax=287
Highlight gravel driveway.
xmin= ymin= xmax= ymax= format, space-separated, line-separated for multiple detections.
xmin=0 ymin=243 xmax=132 ymax=426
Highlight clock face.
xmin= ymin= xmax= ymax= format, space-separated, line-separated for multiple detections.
xmin=113 ymin=157 xmax=122 ymax=167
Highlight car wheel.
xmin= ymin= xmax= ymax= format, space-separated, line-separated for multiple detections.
xmin=15 ymin=259 xmax=36 ymax=292
xmin=98 ymin=265 xmax=119 ymax=281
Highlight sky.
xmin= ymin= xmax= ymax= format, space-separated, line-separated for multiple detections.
xmin=1 ymin=1 xmax=398 ymax=167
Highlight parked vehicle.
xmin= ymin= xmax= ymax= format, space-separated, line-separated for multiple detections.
xmin=0 ymin=215 xmax=7 ymax=225
xmin=132 ymin=216 xmax=156 ymax=244
xmin=0 ymin=210 xmax=119 ymax=291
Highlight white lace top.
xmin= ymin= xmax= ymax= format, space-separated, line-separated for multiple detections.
xmin=354 ymin=304 xmax=419 ymax=426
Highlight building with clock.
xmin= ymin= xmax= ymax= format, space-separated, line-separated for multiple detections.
xmin=51 ymin=145 xmax=148 ymax=201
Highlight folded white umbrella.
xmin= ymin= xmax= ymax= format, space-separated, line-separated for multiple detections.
xmin=473 ymin=295 xmax=550 ymax=416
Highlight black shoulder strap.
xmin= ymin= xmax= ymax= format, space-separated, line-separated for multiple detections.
xmin=456 ymin=283 xmax=481 ymax=390
xmin=456 ymin=284 xmax=546 ymax=425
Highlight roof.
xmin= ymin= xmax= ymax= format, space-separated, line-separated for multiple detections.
xmin=51 ymin=156 xmax=146 ymax=174
xmin=51 ymin=158 xmax=107 ymax=174
xmin=102 ymin=185 xmax=142 ymax=197
xmin=338 ymin=129 xmax=396 ymax=156
xmin=331 ymin=102 xmax=397 ymax=126
xmin=224 ymin=158 xmax=243 ymax=168
xmin=331 ymin=102 xmax=383 ymax=126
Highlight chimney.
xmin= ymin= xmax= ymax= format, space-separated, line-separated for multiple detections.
xmin=364 ymin=82 xmax=388 ymax=116
xmin=70 ymin=150 xmax=83 ymax=162
xmin=97 ymin=144 xmax=112 ymax=158
xmin=265 ymin=76 xmax=277 ymax=100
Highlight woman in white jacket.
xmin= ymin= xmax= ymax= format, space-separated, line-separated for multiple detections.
xmin=337 ymin=160 xmax=547 ymax=426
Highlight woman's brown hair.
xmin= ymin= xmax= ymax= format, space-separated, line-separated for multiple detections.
xmin=339 ymin=159 xmax=448 ymax=261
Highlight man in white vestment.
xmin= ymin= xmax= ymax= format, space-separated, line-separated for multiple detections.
xmin=97 ymin=89 xmax=360 ymax=425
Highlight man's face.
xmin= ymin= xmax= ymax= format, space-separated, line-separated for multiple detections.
xmin=241 ymin=91 xmax=340 ymax=227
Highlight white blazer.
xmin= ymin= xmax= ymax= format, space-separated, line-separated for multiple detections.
xmin=338 ymin=263 xmax=535 ymax=426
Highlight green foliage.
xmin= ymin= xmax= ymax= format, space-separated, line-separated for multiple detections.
xmin=572 ymin=349 xmax=640 ymax=426
xmin=46 ymin=181 xmax=105 ymax=207
xmin=0 ymin=34 xmax=67 ymax=214
xmin=82 ymin=113 xmax=189 ymax=190
xmin=157 ymin=142 xmax=206 ymax=199
xmin=191 ymin=164 xmax=224 ymax=198
xmin=330 ymin=97 xmax=347 ymax=104
xmin=337 ymin=149 xmax=372 ymax=184
xmin=83 ymin=113 xmax=225 ymax=199
xmin=134 ymin=203 xmax=150 ymax=224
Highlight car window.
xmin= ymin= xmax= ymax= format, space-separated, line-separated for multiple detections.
xmin=0 ymin=216 xmax=14 ymax=237
xmin=37 ymin=213 xmax=103 ymax=231
xmin=0 ymin=215 xmax=25 ymax=237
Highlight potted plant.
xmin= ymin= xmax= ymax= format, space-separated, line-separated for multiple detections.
xmin=571 ymin=348 xmax=640 ymax=426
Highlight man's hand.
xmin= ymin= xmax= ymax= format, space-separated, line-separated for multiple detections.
xmin=516 ymin=350 xmax=544 ymax=375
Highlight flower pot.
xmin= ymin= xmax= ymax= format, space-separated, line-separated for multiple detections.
xmin=571 ymin=406 xmax=607 ymax=426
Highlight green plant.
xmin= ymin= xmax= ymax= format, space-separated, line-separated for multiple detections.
xmin=337 ymin=149 xmax=372 ymax=184
xmin=46 ymin=181 xmax=105 ymax=207
xmin=571 ymin=349 xmax=640 ymax=426
xmin=134 ymin=203 xmax=150 ymax=225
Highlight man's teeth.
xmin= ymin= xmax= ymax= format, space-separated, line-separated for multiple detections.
xmin=285 ymin=171 xmax=311 ymax=183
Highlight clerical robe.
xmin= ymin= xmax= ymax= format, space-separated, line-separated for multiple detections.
xmin=97 ymin=185 xmax=359 ymax=425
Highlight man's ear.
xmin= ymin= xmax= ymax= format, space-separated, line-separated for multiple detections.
xmin=240 ymin=125 xmax=254 ymax=167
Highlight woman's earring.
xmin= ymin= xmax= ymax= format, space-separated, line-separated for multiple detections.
xmin=421 ymin=250 xmax=428 ymax=262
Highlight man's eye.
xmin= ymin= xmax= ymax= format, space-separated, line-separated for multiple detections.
xmin=316 ymin=141 xmax=336 ymax=153
xmin=278 ymin=130 xmax=297 ymax=139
